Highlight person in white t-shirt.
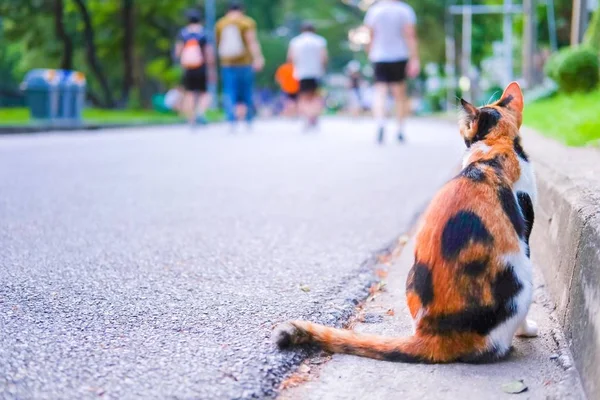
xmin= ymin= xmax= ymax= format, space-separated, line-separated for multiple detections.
xmin=364 ymin=0 xmax=420 ymax=143
xmin=288 ymin=22 xmax=328 ymax=130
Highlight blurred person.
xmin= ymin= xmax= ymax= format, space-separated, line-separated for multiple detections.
xmin=175 ymin=9 xmax=216 ymax=128
xmin=275 ymin=62 xmax=300 ymax=117
xmin=364 ymin=0 xmax=420 ymax=144
xmin=288 ymin=22 xmax=328 ymax=130
xmin=216 ymin=1 xmax=265 ymax=129
xmin=346 ymin=61 xmax=363 ymax=117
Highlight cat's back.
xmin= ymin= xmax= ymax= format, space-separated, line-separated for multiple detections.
xmin=414 ymin=171 xmax=521 ymax=265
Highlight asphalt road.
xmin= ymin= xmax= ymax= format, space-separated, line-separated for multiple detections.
xmin=0 ymin=118 xmax=463 ymax=399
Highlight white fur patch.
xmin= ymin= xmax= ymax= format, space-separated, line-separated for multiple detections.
xmin=514 ymin=156 xmax=537 ymax=204
xmin=462 ymin=142 xmax=491 ymax=168
xmin=487 ymin=241 xmax=534 ymax=354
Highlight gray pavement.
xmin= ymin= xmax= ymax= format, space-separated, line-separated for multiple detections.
xmin=0 ymin=118 xmax=463 ymax=399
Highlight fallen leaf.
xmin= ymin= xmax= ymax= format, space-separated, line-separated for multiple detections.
xmin=501 ymin=380 xmax=528 ymax=394
xmin=398 ymin=235 xmax=409 ymax=245
xmin=299 ymin=285 xmax=310 ymax=292
xmin=298 ymin=364 xmax=310 ymax=374
xmin=386 ymin=308 xmax=395 ymax=316
xmin=375 ymin=268 xmax=389 ymax=278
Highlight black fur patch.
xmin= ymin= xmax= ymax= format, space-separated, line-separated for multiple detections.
xmin=498 ymin=186 xmax=525 ymax=239
xmin=463 ymin=259 xmax=489 ymax=276
xmin=497 ymin=95 xmax=514 ymax=108
xmin=493 ymin=265 xmax=523 ymax=301
xmin=427 ymin=264 xmax=522 ymax=336
xmin=460 ymin=164 xmax=486 ymax=182
xmin=472 ymin=108 xmax=501 ymax=143
xmin=383 ymin=350 xmax=427 ymax=363
xmin=412 ymin=263 xmax=434 ymax=306
xmin=478 ymin=156 xmax=504 ymax=178
xmin=459 ymin=345 xmax=513 ymax=364
xmin=517 ymin=192 xmax=535 ymax=258
xmin=441 ymin=211 xmax=494 ymax=260
xmin=513 ymin=136 xmax=529 ymax=161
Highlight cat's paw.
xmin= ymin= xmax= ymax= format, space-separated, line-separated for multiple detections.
xmin=272 ymin=322 xmax=300 ymax=349
xmin=516 ymin=319 xmax=539 ymax=338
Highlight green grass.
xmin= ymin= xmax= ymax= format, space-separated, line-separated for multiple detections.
xmin=524 ymin=89 xmax=600 ymax=146
xmin=0 ymin=107 xmax=223 ymax=126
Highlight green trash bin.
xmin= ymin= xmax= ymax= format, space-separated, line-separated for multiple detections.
xmin=21 ymin=69 xmax=60 ymax=120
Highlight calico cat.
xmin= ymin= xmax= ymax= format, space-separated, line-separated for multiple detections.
xmin=273 ymin=82 xmax=538 ymax=363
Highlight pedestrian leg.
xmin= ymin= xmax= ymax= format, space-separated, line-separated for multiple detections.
xmin=240 ymin=66 xmax=255 ymax=124
xmin=221 ymin=67 xmax=237 ymax=123
xmin=373 ymin=82 xmax=389 ymax=143
xmin=390 ymin=82 xmax=408 ymax=143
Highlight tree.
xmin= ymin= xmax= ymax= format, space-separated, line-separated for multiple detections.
xmin=121 ymin=0 xmax=134 ymax=106
xmin=53 ymin=0 xmax=74 ymax=70
xmin=72 ymin=0 xmax=115 ymax=107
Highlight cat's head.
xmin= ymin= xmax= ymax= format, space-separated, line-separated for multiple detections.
xmin=459 ymin=81 xmax=524 ymax=148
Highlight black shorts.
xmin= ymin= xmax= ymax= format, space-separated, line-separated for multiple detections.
xmin=374 ymin=60 xmax=408 ymax=83
xmin=182 ymin=67 xmax=207 ymax=92
xmin=299 ymin=78 xmax=320 ymax=94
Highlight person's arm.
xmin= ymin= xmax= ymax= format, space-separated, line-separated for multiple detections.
xmin=286 ymin=42 xmax=294 ymax=64
xmin=404 ymin=23 xmax=420 ymax=78
xmin=244 ymin=24 xmax=265 ymax=71
xmin=321 ymin=41 xmax=328 ymax=70
xmin=175 ymin=41 xmax=184 ymax=59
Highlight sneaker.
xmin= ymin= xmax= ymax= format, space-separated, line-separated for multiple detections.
xmin=377 ymin=127 xmax=385 ymax=144
xmin=397 ymin=131 xmax=405 ymax=143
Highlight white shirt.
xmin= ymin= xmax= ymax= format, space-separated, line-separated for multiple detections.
xmin=289 ymin=32 xmax=327 ymax=79
xmin=364 ymin=0 xmax=416 ymax=62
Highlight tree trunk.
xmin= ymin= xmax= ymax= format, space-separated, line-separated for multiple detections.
xmin=120 ymin=0 xmax=134 ymax=107
xmin=53 ymin=0 xmax=73 ymax=70
xmin=73 ymin=0 xmax=115 ymax=108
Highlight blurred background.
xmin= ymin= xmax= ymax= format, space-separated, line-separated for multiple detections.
xmin=0 ymin=0 xmax=598 ymax=144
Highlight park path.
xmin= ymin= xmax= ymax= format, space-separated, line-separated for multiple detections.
xmin=1 ymin=117 xmax=463 ymax=399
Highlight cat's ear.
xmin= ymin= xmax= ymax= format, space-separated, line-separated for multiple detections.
xmin=498 ymin=81 xmax=524 ymax=113
xmin=460 ymin=98 xmax=478 ymax=118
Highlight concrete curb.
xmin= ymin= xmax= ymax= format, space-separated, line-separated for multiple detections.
xmin=0 ymin=121 xmax=187 ymax=135
xmin=524 ymin=128 xmax=600 ymax=399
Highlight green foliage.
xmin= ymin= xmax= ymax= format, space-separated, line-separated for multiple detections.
xmin=584 ymin=9 xmax=600 ymax=55
xmin=525 ymin=89 xmax=600 ymax=146
xmin=554 ymin=47 xmax=599 ymax=93
xmin=544 ymin=47 xmax=570 ymax=81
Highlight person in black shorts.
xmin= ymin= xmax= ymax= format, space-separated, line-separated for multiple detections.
xmin=175 ymin=9 xmax=216 ymax=127
xmin=364 ymin=0 xmax=420 ymax=144
xmin=288 ymin=22 xmax=328 ymax=130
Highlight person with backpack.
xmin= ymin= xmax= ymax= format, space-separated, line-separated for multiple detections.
xmin=216 ymin=2 xmax=265 ymax=129
xmin=275 ymin=62 xmax=299 ymax=117
xmin=175 ymin=9 xmax=216 ymax=127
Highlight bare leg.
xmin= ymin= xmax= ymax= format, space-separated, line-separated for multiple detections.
xmin=298 ymin=93 xmax=309 ymax=124
xmin=183 ymin=91 xmax=198 ymax=125
xmin=306 ymin=92 xmax=322 ymax=125
xmin=195 ymin=92 xmax=211 ymax=123
xmin=372 ymin=83 xmax=388 ymax=143
xmin=390 ymin=82 xmax=408 ymax=142
xmin=235 ymin=104 xmax=247 ymax=122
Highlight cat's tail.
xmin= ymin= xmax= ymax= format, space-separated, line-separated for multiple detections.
xmin=273 ymin=320 xmax=476 ymax=363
